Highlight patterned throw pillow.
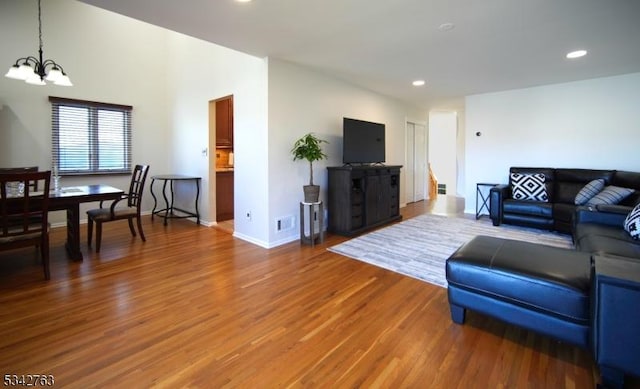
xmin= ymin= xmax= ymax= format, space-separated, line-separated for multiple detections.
xmin=624 ymin=203 xmax=640 ymax=240
xmin=585 ymin=185 xmax=635 ymax=206
xmin=511 ymin=173 xmax=548 ymax=202
xmin=574 ymin=179 xmax=606 ymax=205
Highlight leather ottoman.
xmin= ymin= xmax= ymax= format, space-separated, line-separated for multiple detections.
xmin=445 ymin=235 xmax=592 ymax=348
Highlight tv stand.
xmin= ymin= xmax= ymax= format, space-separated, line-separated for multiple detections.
xmin=327 ymin=165 xmax=402 ymax=236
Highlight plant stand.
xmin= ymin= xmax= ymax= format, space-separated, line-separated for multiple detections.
xmin=300 ymin=201 xmax=324 ymax=247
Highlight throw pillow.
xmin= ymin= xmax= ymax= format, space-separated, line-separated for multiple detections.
xmin=574 ymin=179 xmax=606 ymax=205
xmin=511 ymin=172 xmax=548 ymax=202
xmin=585 ymin=185 xmax=635 ymax=206
xmin=624 ymin=203 xmax=640 ymax=240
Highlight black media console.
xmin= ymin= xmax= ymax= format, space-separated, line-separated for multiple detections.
xmin=327 ymin=165 xmax=402 ymax=236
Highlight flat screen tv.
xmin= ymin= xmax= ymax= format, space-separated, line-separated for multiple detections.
xmin=342 ymin=117 xmax=385 ymax=164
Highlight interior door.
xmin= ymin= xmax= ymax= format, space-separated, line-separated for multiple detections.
xmin=413 ymin=123 xmax=427 ymax=201
xmin=405 ymin=121 xmax=428 ymax=203
xmin=405 ymin=123 xmax=416 ymax=203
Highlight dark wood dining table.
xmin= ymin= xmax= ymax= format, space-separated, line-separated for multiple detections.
xmin=49 ymin=185 xmax=124 ymax=261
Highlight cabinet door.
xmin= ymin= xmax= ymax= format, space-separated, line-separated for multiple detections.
xmin=365 ymin=171 xmax=392 ymax=225
xmin=216 ymin=172 xmax=234 ymax=221
xmin=216 ymin=96 xmax=233 ymax=148
xmin=365 ymin=175 xmax=382 ymax=225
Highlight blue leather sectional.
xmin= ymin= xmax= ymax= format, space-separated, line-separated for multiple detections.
xmin=446 ymin=167 xmax=640 ymax=388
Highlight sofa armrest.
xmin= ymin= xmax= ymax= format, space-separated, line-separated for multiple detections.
xmin=574 ymin=206 xmax=628 ymax=228
xmin=595 ymin=204 xmax=633 ymax=215
xmin=591 ymin=255 xmax=640 ymax=386
xmin=489 ymin=184 xmax=510 ymax=226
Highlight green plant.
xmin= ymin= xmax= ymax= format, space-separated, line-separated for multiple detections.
xmin=291 ymin=133 xmax=328 ymax=186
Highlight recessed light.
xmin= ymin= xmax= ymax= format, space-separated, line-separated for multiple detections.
xmin=437 ymin=23 xmax=455 ymax=31
xmin=412 ymin=80 xmax=425 ymax=86
xmin=235 ymin=0 xmax=252 ymax=2
xmin=566 ymin=50 xmax=587 ymax=59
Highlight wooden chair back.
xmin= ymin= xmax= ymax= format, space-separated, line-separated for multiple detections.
xmin=0 ymin=171 xmax=52 ymax=279
xmin=127 ymin=165 xmax=149 ymax=212
xmin=0 ymin=167 xmax=39 ymax=191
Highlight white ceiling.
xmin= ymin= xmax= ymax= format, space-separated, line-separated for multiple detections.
xmin=79 ymin=0 xmax=640 ymax=110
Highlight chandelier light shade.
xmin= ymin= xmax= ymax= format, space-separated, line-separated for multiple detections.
xmin=5 ymin=0 xmax=72 ymax=86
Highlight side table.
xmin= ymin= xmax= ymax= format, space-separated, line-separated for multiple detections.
xmin=476 ymin=183 xmax=497 ymax=219
xmin=300 ymin=201 xmax=324 ymax=247
xmin=150 ymin=174 xmax=201 ymax=225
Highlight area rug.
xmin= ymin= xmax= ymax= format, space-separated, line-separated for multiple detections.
xmin=327 ymin=214 xmax=573 ymax=288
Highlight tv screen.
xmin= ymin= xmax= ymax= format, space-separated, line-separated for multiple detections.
xmin=343 ymin=117 xmax=385 ymax=164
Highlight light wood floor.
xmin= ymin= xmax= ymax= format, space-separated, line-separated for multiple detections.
xmin=0 ymin=200 xmax=608 ymax=388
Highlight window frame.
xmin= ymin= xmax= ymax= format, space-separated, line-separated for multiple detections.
xmin=49 ymin=96 xmax=133 ymax=176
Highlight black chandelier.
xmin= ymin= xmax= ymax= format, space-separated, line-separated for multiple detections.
xmin=5 ymin=0 xmax=72 ymax=86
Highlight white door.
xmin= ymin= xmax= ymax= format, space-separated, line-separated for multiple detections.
xmin=405 ymin=123 xmax=415 ymax=204
xmin=413 ymin=123 xmax=427 ymax=201
xmin=405 ymin=121 xmax=428 ymax=203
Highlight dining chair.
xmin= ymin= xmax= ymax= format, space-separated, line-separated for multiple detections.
xmin=0 ymin=167 xmax=39 ymax=191
xmin=87 ymin=164 xmax=149 ymax=252
xmin=0 ymin=170 xmax=52 ymax=280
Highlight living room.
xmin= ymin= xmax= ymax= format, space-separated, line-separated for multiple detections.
xmin=1 ymin=0 xmax=640 ymax=387
xmin=2 ymin=0 xmax=640 ymax=248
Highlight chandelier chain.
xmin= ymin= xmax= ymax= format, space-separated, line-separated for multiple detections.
xmin=38 ymin=0 xmax=43 ymax=51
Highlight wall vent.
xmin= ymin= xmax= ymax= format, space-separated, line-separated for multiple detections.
xmin=276 ymin=215 xmax=295 ymax=232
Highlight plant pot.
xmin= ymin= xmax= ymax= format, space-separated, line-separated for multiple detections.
xmin=303 ymin=185 xmax=320 ymax=203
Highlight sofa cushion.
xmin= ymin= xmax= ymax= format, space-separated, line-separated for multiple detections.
xmin=554 ymin=169 xmax=613 ymax=205
xmin=624 ymin=203 xmax=640 ymax=240
xmin=504 ymin=199 xmax=553 ymax=218
xmin=613 ymin=171 xmax=640 ymax=207
xmin=574 ymin=223 xmax=640 ymax=259
xmin=586 ymin=185 xmax=635 ymax=206
xmin=511 ymin=172 xmax=548 ymax=202
xmin=575 ymin=179 xmax=606 ymax=205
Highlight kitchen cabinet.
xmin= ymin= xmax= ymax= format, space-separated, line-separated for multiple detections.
xmin=216 ymin=171 xmax=234 ymax=221
xmin=216 ymin=96 xmax=233 ymax=148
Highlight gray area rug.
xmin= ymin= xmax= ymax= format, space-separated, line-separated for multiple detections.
xmin=327 ymin=214 xmax=573 ymax=288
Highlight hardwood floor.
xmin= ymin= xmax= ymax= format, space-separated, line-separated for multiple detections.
xmin=0 ymin=200 xmax=608 ymax=388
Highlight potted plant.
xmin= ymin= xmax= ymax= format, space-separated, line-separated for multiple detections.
xmin=291 ymin=132 xmax=328 ymax=203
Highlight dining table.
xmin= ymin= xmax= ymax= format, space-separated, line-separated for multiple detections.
xmin=49 ymin=185 xmax=124 ymax=261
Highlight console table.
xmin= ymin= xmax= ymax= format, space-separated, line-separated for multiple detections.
xmin=150 ymin=175 xmax=201 ymax=225
xmin=327 ymin=165 xmax=401 ymax=236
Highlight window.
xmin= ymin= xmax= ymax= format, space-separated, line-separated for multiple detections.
xmin=50 ymin=97 xmax=132 ymax=175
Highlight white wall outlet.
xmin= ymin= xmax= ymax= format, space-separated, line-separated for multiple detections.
xmin=245 ymin=211 xmax=252 ymax=221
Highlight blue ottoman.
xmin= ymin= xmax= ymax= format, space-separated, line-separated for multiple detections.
xmin=445 ymin=235 xmax=592 ymax=348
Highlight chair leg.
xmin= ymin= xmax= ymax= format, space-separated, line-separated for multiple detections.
xmin=87 ymin=218 xmax=94 ymax=247
xmin=96 ymin=222 xmax=102 ymax=253
xmin=42 ymin=236 xmax=50 ymax=280
xmin=128 ymin=219 xmax=137 ymax=237
xmin=136 ymin=216 xmax=146 ymax=242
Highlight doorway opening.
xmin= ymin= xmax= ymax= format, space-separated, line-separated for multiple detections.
xmin=427 ymin=110 xmax=464 ymax=215
xmin=209 ymin=95 xmax=235 ymax=234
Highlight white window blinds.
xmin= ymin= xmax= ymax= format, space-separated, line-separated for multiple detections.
xmin=50 ymin=96 xmax=132 ymax=175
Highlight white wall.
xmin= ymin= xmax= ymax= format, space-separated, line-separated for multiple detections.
xmin=464 ymin=72 xmax=640 ymax=214
xmin=164 ymin=33 xmax=269 ymax=244
xmin=0 ymin=0 xmax=170 ymax=224
xmin=428 ymin=111 xmax=458 ymax=196
xmin=267 ymin=59 xmax=425 ymax=247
